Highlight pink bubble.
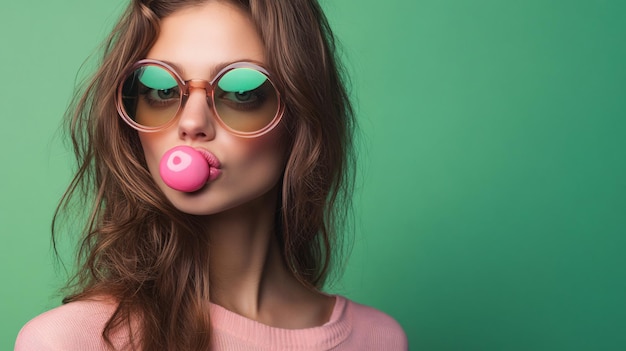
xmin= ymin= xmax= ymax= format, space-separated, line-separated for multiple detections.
xmin=159 ymin=145 xmax=210 ymax=192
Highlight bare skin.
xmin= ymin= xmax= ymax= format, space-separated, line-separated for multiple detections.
xmin=205 ymin=187 xmax=335 ymax=329
xmin=138 ymin=1 xmax=335 ymax=329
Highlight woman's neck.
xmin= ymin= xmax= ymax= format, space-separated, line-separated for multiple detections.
xmin=201 ymin=187 xmax=335 ymax=328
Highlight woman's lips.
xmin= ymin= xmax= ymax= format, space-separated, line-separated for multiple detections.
xmin=196 ymin=147 xmax=222 ymax=182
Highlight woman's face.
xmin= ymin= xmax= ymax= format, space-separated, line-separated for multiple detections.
xmin=138 ymin=1 xmax=288 ymax=215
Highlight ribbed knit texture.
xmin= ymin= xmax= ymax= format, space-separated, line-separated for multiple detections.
xmin=15 ymin=296 xmax=407 ymax=350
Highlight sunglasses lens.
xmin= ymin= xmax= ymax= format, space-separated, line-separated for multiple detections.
xmin=120 ymin=65 xmax=181 ymax=128
xmin=214 ymin=68 xmax=280 ymax=133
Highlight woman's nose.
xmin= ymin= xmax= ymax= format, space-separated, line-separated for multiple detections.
xmin=177 ymin=90 xmax=216 ymax=141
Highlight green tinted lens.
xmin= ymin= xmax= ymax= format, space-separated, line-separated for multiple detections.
xmin=139 ymin=65 xmax=178 ymax=89
xmin=121 ymin=65 xmax=181 ymax=128
xmin=214 ymin=68 xmax=279 ymax=133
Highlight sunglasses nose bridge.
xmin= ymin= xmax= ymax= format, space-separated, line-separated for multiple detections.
xmin=187 ymin=79 xmax=212 ymax=96
xmin=184 ymin=80 xmax=215 ymax=112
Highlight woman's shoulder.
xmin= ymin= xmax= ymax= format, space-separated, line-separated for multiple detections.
xmin=15 ymin=297 xmax=123 ymax=351
xmin=339 ymin=296 xmax=409 ymax=350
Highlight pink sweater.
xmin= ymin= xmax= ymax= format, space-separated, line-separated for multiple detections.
xmin=15 ymin=296 xmax=408 ymax=350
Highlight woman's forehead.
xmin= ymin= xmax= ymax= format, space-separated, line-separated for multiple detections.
xmin=146 ymin=1 xmax=265 ymax=80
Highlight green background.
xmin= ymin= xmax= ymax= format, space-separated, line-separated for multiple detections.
xmin=2 ymin=0 xmax=625 ymax=349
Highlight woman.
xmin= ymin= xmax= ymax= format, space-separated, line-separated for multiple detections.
xmin=15 ymin=0 xmax=407 ymax=350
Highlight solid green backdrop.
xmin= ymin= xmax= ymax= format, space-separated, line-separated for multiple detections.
xmin=2 ymin=0 xmax=625 ymax=350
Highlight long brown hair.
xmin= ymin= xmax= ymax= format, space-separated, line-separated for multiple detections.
xmin=53 ymin=0 xmax=355 ymax=349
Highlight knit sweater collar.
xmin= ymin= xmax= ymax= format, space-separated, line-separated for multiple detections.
xmin=209 ymin=295 xmax=351 ymax=349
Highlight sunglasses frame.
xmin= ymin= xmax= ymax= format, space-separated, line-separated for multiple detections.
xmin=116 ymin=59 xmax=285 ymax=138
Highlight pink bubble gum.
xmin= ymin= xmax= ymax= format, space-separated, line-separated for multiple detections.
xmin=159 ymin=145 xmax=211 ymax=192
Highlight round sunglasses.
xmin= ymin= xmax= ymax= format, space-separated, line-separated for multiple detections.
xmin=116 ymin=59 xmax=284 ymax=137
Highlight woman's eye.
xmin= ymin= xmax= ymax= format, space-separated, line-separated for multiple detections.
xmin=226 ymin=90 xmax=256 ymax=102
xmin=139 ymin=85 xmax=180 ymax=107
xmin=152 ymin=88 xmax=179 ymax=100
xmin=218 ymin=89 xmax=266 ymax=111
